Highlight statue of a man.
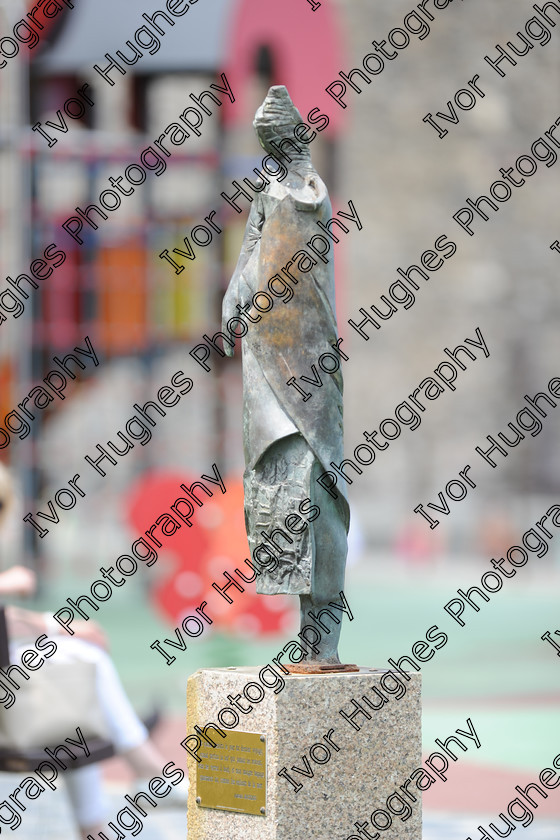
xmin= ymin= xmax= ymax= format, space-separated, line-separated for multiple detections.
xmin=222 ymin=86 xmax=349 ymax=665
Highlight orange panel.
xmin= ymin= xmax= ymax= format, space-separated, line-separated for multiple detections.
xmin=0 ymin=361 xmax=12 ymax=422
xmin=98 ymin=242 xmax=147 ymax=354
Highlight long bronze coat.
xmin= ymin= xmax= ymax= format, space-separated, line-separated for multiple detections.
xmin=223 ymin=174 xmax=349 ymax=595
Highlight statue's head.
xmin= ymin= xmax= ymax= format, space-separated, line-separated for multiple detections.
xmin=254 ymin=86 xmax=312 ymax=167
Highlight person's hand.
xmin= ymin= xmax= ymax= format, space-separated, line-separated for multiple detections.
xmin=72 ymin=620 xmax=109 ymax=651
xmin=0 ymin=565 xmax=37 ymax=597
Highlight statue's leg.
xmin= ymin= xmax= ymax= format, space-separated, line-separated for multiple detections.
xmin=299 ymin=594 xmax=342 ymax=663
xmin=300 ymin=461 xmax=348 ymax=663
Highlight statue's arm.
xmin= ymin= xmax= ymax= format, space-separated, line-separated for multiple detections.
xmin=222 ymin=199 xmax=263 ymax=356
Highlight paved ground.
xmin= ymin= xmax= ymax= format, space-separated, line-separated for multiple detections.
xmin=0 ymin=775 xmax=184 ymax=839
xmin=424 ymin=815 xmax=560 ymax=839
xmin=2 ymin=779 xmax=558 ymax=840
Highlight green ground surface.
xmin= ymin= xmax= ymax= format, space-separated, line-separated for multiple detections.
xmin=34 ymin=559 xmax=559 ymax=774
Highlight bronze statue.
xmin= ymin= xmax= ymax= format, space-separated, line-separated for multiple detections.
xmin=222 ymin=86 xmax=350 ymax=666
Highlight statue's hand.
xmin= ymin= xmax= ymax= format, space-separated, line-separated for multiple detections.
xmin=222 ymin=290 xmax=236 ymax=357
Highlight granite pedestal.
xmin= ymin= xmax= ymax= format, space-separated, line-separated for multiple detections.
xmin=186 ymin=666 xmax=421 ymax=840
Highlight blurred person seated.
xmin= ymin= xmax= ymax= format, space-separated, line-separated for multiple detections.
xmin=0 ymin=465 xmax=187 ymax=839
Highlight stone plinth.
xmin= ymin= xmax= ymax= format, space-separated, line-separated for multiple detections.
xmin=186 ymin=666 xmax=421 ymax=840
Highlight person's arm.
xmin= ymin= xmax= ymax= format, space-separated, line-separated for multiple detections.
xmin=5 ymin=605 xmax=109 ymax=650
xmin=4 ymin=605 xmax=45 ymax=638
xmin=0 ymin=565 xmax=36 ymax=597
xmin=222 ymin=198 xmax=263 ymax=354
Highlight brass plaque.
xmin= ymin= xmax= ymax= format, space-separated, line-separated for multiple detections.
xmin=196 ymin=731 xmax=267 ymax=816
